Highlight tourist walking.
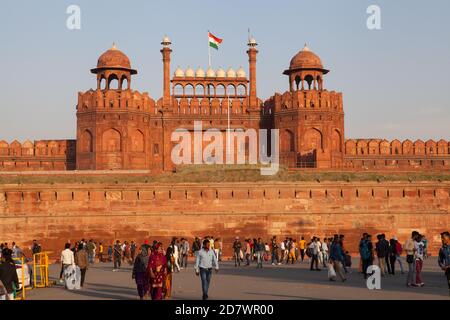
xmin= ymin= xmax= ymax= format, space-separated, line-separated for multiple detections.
xmin=171 ymin=238 xmax=181 ymax=272
xmin=59 ymin=243 xmax=75 ymax=284
xmin=87 ymin=239 xmax=96 ymax=265
xmin=437 ymin=231 xmax=450 ymax=293
xmin=113 ymin=240 xmax=122 ymax=271
xmin=245 ymin=239 xmax=251 ymax=266
xmin=233 ymin=237 xmax=242 ymax=267
xmin=147 ymin=243 xmax=167 ymax=300
xmin=255 ymin=238 xmax=264 ymax=268
xmin=287 ymin=239 xmax=296 ymax=264
xmin=98 ymin=242 xmax=104 ymax=262
xmin=393 ymin=237 xmax=404 ymax=273
xmin=195 ymin=239 xmax=219 ymax=300
xmin=414 ymin=234 xmax=425 ymax=287
xmin=164 ymin=246 xmax=174 ymax=299
xmin=299 ymin=236 xmax=306 ymax=262
xmin=359 ymin=233 xmax=373 ymax=279
xmin=375 ymin=234 xmax=388 ymax=276
xmin=405 ymin=231 xmax=418 ymax=287
xmin=75 ymin=243 xmax=88 ymax=288
xmin=322 ymin=238 xmax=329 ymax=268
xmin=328 ymin=235 xmax=347 ymax=282
xmin=270 ymin=236 xmax=281 ymax=265
xmin=309 ymin=237 xmax=321 ymax=271
xmin=388 ymin=238 xmax=398 ymax=275
xmin=180 ymin=238 xmax=189 ymax=269
xmin=0 ymin=249 xmax=19 ymax=300
xmin=132 ymin=246 xmax=150 ymax=300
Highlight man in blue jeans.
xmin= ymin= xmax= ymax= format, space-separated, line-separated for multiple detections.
xmin=195 ymin=239 xmax=219 ymax=300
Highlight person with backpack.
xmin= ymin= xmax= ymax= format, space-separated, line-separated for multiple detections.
xmin=404 ymin=231 xmax=418 ymax=287
xmin=192 ymin=237 xmax=201 ymax=261
xmin=359 ymin=234 xmax=373 ymax=279
xmin=375 ymin=234 xmax=388 ymax=276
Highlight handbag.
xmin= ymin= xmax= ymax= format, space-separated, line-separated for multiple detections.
xmin=406 ymin=254 xmax=414 ymax=264
xmin=327 ymin=262 xmax=336 ymax=279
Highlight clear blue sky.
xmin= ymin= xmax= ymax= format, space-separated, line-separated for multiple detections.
xmin=1 ymin=0 xmax=449 ymax=141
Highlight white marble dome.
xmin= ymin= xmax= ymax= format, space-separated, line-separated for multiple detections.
xmin=185 ymin=67 xmax=195 ymax=77
xmin=174 ymin=67 xmax=184 ymax=77
xmin=216 ymin=67 xmax=225 ymax=78
xmin=206 ymin=67 xmax=216 ymax=78
xmin=226 ymin=67 xmax=236 ymax=78
xmin=195 ymin=67 xmax=205 ymax=78
xmin=236 ymin=66 xmax=246 ymax=78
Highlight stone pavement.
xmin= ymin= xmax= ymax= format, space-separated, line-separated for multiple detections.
xmin=25 ymin=258 xmax=449 ymax=300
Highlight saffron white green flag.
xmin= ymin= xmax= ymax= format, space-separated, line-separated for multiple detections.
xmin=208 ymin=32 xmax=223 ymax=50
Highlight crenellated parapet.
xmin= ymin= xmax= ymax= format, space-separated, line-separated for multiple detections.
xmin=344 ymin=138 xmax=450 ymax=170
xmin=0 ymin=139 xmax=76 ymax=171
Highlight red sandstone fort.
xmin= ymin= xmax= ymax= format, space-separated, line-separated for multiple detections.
xmin=0 ymin=37 xmax=448 ymax=257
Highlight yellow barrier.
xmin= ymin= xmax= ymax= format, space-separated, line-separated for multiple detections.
xmin=13 ymin=257 xmax=26 ymax=300
xmin=33 ymin=252 xmax=51 ymax=288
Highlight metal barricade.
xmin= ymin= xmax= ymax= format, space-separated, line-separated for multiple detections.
xmin=33 ymin=252 xmax=51 ymax=288
xmin=12 ymin=257 xmax=28 ymax=300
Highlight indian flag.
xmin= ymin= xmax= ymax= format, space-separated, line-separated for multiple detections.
xmin=208 ymin=32 xmax=223 ymax=50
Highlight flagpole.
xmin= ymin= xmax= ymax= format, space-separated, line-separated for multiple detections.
xmin=208 ymin=31 xmax=211 ymax=68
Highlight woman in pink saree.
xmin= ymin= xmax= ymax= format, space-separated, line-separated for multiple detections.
xmin=147 ymin=243 xmax=167 ymax=300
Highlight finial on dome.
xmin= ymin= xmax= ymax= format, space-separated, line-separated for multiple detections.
xmin=111 ymin=42 xmax=117 ymax=50
xmin=302 ymin=43 xmax=310 ymax=52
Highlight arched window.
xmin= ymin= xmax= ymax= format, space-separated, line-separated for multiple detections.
xmin=102 ymin=128 xmax=121 ymax=152
xmin=81 ymin=129 xmax=93 ymax=153
xmin=100 ymin=77 xmax=106 ymax=90
xmin=185 ymin=84 xmax=194 ymax=96
xmin=227 ymin=84 xmax=236 ymax=97
xmin=121 ymin=76 xmax=129 ymax=90
xmin=216 ymin=84 xmax=225 ymax=96
xmin=237 ymin=84 xmax=246 ymax=96
xmin=131 ymin=130 xmax=144 ymax=152
xmin=195 ymin=84 xmax=205 ymax=97
xmin=174 ymin=84 xmax=184 ymax=95
xmin=108 ymin=74 xmax=119 ymax=90
xmin=304 ymin=75 xmax=314 ymax=90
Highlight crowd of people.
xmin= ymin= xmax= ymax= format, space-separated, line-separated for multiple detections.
xmin=1 ymin=230 xmax=449 ymax=300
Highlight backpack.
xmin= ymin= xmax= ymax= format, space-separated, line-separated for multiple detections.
xmin=306 ymin=247 xmax=313 ymax=258
xmin=360 ymin=240 xmax=371 ymax=260
xmin=395 ymin=242 xmax=402 ymax=255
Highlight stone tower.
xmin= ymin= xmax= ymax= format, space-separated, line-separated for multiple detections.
xmin=76 ymin=44 xmax=154 ymax=170
xmin=266 ymin=44 xmax=345 ymax=168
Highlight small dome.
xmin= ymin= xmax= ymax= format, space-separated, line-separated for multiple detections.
xmin=248 ymin=37 xmax=257 ymax=47
xmin=185 ymin=67 xmax=195 ymax=77
xmin=236 ymin=66 xmax=246 ymax=78
xmin=92 ymin=43 xmax=137 ymax=75
xmin=206 ymin=67 xmax=216 ymax=78
xmin=174 ymin=66 xmax=184 ymax=77
xmin=226 ymin=67 xmax=236 ymax=78
xmin=162 ymin=35 xmax=171 ymax=43
xmin=96 ymin=43 xmax=132 ymax=69
xmin=195 ymin=67 xmax=205 ymax=78
xmin=289 ymin=44 xmax=323 ymax=69
xmin=216 ymin=67 xmax=226 ymax=78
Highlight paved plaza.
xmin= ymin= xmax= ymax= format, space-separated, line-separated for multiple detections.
xmin=25 ymin=257 xmax=449 ymax=300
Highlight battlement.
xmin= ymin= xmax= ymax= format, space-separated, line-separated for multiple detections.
xmin=263 ymin=90 xmax=343 ymax=114
xmin=77 ymin=89 xmax=160 ymax=114
xmin=0 ymin=139 xmax=76 ymax=171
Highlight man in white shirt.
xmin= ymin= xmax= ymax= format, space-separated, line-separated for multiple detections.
xmin=195 ymin=239 xmax=219 ymax=300
xmin=322 ymin=238 xmax=329 ymax=267
xmin=59 ymin=243 xmax=74 ymax=283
